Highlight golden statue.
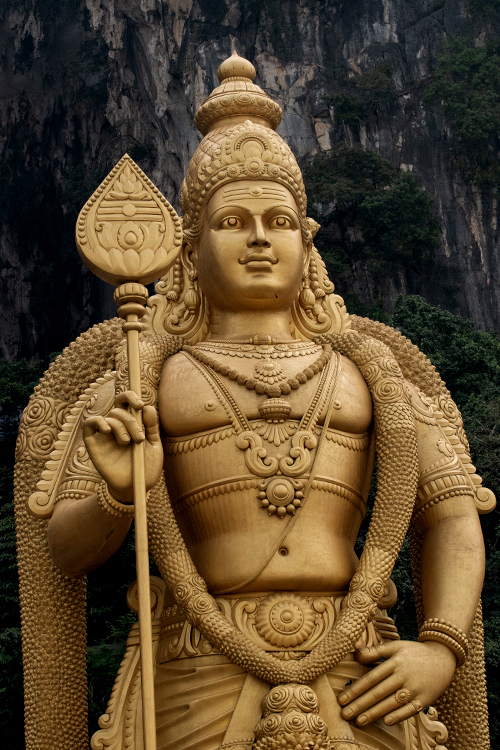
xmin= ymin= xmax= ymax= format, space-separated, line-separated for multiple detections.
xmin=15 ymin=52 xmax=495 ymax=750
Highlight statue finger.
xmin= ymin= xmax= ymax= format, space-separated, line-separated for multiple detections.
xmin=114 ymin=390 xmax=145 ymax=410
xmin=352 ymin=688 xmax=415 ymax=727
xmin=338 ymin=659 xmax=393 ymax=706
xmin=83 ymin=415 xmax=112 ymax=439
xmin=106 ymin=417 xmax=133 ymax=446
xmin=143 ymin=406 xmax=161 ymax=443
xmin=339 ymin=674 xmax=402 ymax=720
xmin=106 ymin=408 xmax=145 ymax=443
xmin=384 ymin=698 xmax=426 ymax=726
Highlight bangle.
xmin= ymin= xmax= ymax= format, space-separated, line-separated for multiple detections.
xmin=418 ymin=618 xmax=469 ymax=667
xmin=97 ymin=481 xmax=135 ymax=518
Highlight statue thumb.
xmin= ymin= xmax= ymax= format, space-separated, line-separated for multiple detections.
xmin=355 ymin=643 xmax=387 ymax=665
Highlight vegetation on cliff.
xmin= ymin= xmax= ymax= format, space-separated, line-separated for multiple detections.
xmin=425 ymin=36 xmax=500 ymax=191
xmin=302 ymin=146 xmax=442 ymax=295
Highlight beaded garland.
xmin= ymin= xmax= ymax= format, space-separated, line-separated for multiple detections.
xmin=194 ymin=339 xmax=322 ymax=360
xmin=183 ymin=343 xmax=333 ymax=399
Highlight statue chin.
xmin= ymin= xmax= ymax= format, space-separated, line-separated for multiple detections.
xmin=15 ymin=50 xmax=493 ymax=750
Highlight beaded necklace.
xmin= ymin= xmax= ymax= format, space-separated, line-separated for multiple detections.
xmin=183 ymin=343 xmax=332 ymax=400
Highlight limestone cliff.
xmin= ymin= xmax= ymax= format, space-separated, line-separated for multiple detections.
xmin=1 ymin=0 xmax=498 ymax=359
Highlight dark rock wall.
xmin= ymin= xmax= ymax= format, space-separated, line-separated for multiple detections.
xmin=1 ymin=0 xmax=498 ymax=360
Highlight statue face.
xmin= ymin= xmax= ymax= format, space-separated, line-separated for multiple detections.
xmin=195 ymin=180 xmax=306 ymax=312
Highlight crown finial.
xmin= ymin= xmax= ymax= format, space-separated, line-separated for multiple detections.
xmin=217 ymin=51 xmax=256 ymax=83
xmin=194 ymin=52 xmax=282 ymax=135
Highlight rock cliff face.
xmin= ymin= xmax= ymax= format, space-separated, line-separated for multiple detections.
xmin=1 ymin=0 xmax=498 ymax=359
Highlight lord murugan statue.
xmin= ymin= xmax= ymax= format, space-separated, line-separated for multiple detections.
xmin=14 ymin=53 xmax=495 ymax=750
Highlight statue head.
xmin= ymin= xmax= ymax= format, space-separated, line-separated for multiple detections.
xmin=146 ymin=52 xmax=349 ymax=341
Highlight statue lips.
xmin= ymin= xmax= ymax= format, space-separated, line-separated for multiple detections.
xmin=239 ymin=252 xmax=279 ymax=270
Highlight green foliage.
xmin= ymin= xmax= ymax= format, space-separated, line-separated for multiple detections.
xmin=425 ymin=37 xmax=500 ymax=190
xmin=467 ymin=0 xmax=500 ymax=22
xmin=303 ymin=146 xmax=441 ymax=276
xmin=327 ymin=66 xmax=395 ymax=127
xmin=392 ymin=294 xmax=500 ymax=405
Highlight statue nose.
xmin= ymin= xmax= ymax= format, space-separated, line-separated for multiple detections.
xmin=247 ymin=216 xmax=270 ymax=247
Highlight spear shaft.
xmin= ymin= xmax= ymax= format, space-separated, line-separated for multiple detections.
xmin=116 ymin=283 xmax=157 ymax=750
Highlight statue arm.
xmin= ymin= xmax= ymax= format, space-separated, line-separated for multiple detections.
xmin=417 ymin=487 xmax=484 ymax=635
xmin=47 ymin=391 xmax=163 ymax=578
xmin=411 ymin=382 xmax=485 ymax=635
xmin=47 ymin=493 xmax=133 ymax=578
xmin=338 ymin=382 xmax=485 ymax=726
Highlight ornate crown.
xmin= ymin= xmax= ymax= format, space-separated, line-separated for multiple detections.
xmin=180 ymin=52 xmax=307 ymax=229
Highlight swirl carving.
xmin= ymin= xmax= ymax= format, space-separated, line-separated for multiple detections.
xmin=254 ymin=684 xmax=329 ymax=750
xmin=27 ymin=426 xmax=58 ymax=460
xmin=24 ymin=396 xmax=54 ymax=427
xmin=371 ymin=377 xmax=406 ymax=404
xmin=236 ymin=431 xmax=278 ymax=477
xmin=237 ymin=429 xmax=316 ymax=481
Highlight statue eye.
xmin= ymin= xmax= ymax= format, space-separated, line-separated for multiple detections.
xmin=269 ymin=216 xmax=292 ymax=229
xmin=220 ymin=216 xmax=243 ymax=229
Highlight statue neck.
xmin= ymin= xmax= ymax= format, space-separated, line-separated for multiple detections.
xmin=207 ymin=307 xmax=295 ymax=341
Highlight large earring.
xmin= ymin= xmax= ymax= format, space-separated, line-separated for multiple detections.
xmin=166 ymin=257 xmax=183 ymax=301
xmin=185 ymin=270 xmax=201 ymax=314
xmin=291 ymin=242 xmax=350 ymax=338
xmin=142 ymin=243 xmax=209 ymax=342
xmin=299 ymin=266 xmax=316 ymax=317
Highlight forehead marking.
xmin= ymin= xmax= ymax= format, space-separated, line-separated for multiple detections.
xmin=222 ymin=185 xmax=288 ymax=200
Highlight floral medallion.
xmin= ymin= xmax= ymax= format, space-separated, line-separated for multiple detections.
xmin=255 ymin=593 xmax=315 ymax=648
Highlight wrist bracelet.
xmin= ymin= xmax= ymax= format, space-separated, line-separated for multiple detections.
xmin=97 ymin=481 xmax=135 ymax=518
xmin=418 ymin=618 xmax=469 ymax=667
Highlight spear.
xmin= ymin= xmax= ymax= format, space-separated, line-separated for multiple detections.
xmin=75 ymin=154 xmax=183 ymax=750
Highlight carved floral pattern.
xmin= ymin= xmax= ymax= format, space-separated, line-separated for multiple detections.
xmin=254 ymin=684 xmax=329 ymax=750
xmin=255 ymin=593 xmax=316 ymax=648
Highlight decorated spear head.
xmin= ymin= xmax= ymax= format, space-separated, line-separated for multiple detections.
xmin=76 ymin=154 xmax=183 ymax=286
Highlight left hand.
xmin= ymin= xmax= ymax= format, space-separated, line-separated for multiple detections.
xmin=338 ymin=640 xmax=457 ymax=727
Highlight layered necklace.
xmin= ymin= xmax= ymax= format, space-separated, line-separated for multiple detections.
xmin=182 ymin=336 xmax=339 ymax=518
xmin=183 ymin=336 xmax=332 ymax=422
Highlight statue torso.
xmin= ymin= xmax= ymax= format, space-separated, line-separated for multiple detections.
xmin=159 ymin=347 xmax=374 ymax=595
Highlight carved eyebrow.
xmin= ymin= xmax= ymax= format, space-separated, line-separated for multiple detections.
xmin=222 ymin=186 xmax=288 ymax=200
xmin=209 ymin=203 xmax=299 ymax=220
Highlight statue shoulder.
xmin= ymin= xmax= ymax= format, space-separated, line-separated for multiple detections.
xmin=337 ymin=352 xmax=372 ymax=403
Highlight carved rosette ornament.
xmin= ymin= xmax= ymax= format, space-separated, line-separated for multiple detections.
xmin=255 ymin=593 xmax=316 ymax=648
xmin=253 ymin=684 xmax=330 ymax=750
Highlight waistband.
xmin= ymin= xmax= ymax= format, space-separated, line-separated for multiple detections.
xmin=156 ymin=591 xmax=399 ymax=665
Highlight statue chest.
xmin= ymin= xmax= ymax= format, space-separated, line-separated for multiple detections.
xmin=159 ymin=348 xmax=374 ymax=592
xmin=159 ymin=348 xmax=373 ymax=437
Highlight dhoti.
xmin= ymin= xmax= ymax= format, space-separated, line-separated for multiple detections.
xmin=153 ymin=592 xmax=405 ymax=750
